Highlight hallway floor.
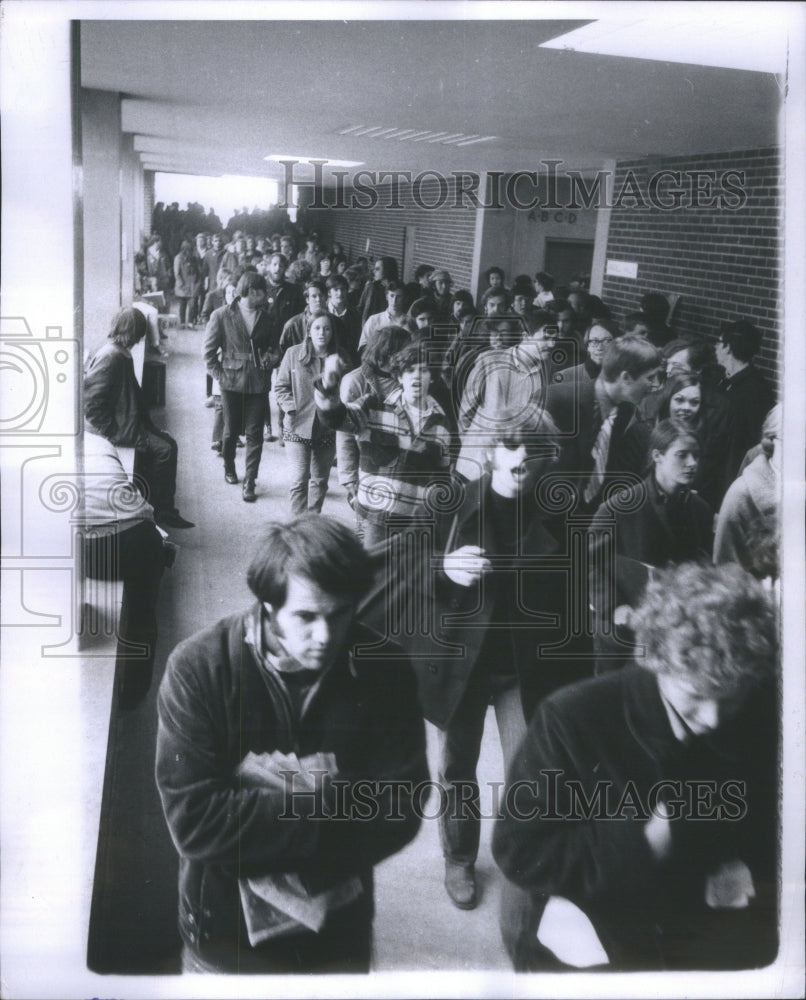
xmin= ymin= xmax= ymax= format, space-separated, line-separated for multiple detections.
xmin=85 ymin=322 xmax=511 ymax=976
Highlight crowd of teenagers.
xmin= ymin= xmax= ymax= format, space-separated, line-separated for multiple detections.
xmin=85 ymin=214 xmax=782 ymax=973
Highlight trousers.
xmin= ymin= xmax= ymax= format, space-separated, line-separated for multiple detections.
xmin=283 ymin=436 xmax=336 ymax=516
xmin=438 ymin=664 xmax=527 ymax=867
xmin=221 ymin=390 xmax=267 ymax=482
xmin=133 ymin=427 xmax=178 ymax=516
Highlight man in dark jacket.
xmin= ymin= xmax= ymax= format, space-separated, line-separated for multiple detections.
xmin=493 ymin=561 xmax=778 ymax=972
xmin=263 ymin=252 xmax=304 ymax=441
xmin=358 ymin=407 xmax=592 ymax=911
xmin=716 ymin=319 xmax=776 ymax=484
xmin=156 ymin=515 xmax=427 ymax=974
xmin=546 ymin=335 xmax=662 ymax=514
xmin=84 ymin=306 xmax=194 ymax=529
xmin=203 ymin=271 xmax=276 ymax=501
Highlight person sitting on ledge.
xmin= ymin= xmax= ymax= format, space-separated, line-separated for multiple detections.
xmin=84 ymin=306 xmax=194 ymax=529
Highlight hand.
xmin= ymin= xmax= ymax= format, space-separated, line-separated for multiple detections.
xmin=443 ymin=545 xmax=491 ymax=587
xmin=705 ymin=859 xmax=756 ymax=909
xmin=644 ymin=802 xmax=673 ymax=861
xmin=322 ymin=353 xmax=347 ymax=390
xmin=613 ymin=604 xmax=634 ymax=628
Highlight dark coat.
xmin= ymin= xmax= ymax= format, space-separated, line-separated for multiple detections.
xmin=588 ymin=474 xmax=714 ymax=623
xmin=155 ymin=608 xmax=427 ymax=967
xmin=173 ymin=250 xmax=200 ymax=298
xmin=492 ymin=666 xmax=779 ymax=970
xmin=722 ymin=365 xmax=775 ymax=484
xmin=83 ymin=341 xmax=152 ymax=446
xmin=546 ymin=377 xmax=653 ymax=512
xmin=203 ymin=299 xmax=275 ymax=395
xmin=330 ymin=307 xmax=363 ymax=366
xmin=265 ymin=279 xmax=304 ymax=346
xmin=358 ymin=279 xmax=387 ymax=325
xmin=358 ymin=474 xmax=592 ymax=728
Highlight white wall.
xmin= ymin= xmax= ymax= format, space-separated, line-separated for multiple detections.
xmin=81 ymin=88 xmax=123 ymax=357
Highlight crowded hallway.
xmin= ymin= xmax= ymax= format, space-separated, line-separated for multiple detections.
xmin=84 ymin=319 xmax=512 ymax=973
xmin=1 ymin=11 xmax=802 ymax=998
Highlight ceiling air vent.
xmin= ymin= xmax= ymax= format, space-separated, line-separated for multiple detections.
xmin=335 ymin=124 xmax=497 ymax=147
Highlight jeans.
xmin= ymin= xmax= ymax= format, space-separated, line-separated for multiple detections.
xmin=175 ymin=295 xmax=196 ymax=326
xmin=284 ymin=437 xmax=336 ymax=515
xmin=438 ymin=667 xmax=527 ymax=867
xmin=211 ymin=395 xmax=223 ymax=444
xmin=221 ymin=390 xmax=267 ymax=482
xmin=133 ymin=427 xmax=178 ymax=516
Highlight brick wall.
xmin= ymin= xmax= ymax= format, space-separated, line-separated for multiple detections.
xmin=601 ymin=147 xmax=780 ymax=384
xmin=302 ymin=177 xmax=478 ymax=290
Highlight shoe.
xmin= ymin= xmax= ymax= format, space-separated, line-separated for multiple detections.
xmin=444 ymin=862 xmax=477 ymax=910
xmin=242 ymin=478 xmax=257 ymax=503
xmin=225 ymin=468 xmax=239 ymax=485
xmin=204 ymin=396 xmax=215 ymax=408
xmin=156 ymin=510 xmax=195 ymax=529
xmin=211 ymin=441 xmax=222 ymax=453
xmin=264 ymin=431 xmax=277 ymax=442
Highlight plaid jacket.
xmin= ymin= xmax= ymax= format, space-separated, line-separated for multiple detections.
xmin=318 ymin=387 xmax=452 ymax=524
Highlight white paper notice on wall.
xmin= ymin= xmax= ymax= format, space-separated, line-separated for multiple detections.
xmin=605 ymin=259 xmax=638 ymax=279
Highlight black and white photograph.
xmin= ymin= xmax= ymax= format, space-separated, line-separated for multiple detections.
xmin=1 ymin=2 xmax=804 ymax=997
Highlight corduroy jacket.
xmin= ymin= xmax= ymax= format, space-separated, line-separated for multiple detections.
xmin=155 ymin=608 xmax=427 ymax=967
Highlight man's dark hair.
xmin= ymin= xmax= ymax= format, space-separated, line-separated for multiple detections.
xmin=326 ymin=274 xmax=349 ymax=292
xmin=528 ymin=309 xmax=557 ymax=334
xmin=601 ymin=335 xmax=661 ymax=382
xmin=247 ymin=515 xmax=373 ymax=608
xmin=236 ymin=271 xmax=267 ymax=297
xmin=486 ymin=266 xmax=505 ymax=282
xmin=546 ymin=298 xmax=570 ymax=316
xmin=376 ymin=257 xmax=400 ymax=282
xmin=480 ymin=404 xmax=561 ymax=457
xmin=512 ymin=274 xmax=535 ymax=296
xmin=304 ymin=278 xmax=327 ymax=296
xmin=451 ymin=290 xmax=475 ymax=314
xmin=587 ymin=295 xmax=612 ymax=321
xmin=534 ymin=271 xmax=555 ymax=291
xmin=585 ymin=317 xmax=620 ymax=340
xmin=415 ymin=264 xmax=434 ymax=281
xmin=389 ymin=339 xmax=430 ymax=378
xmin=109 ymin=307 xmax=148 ymax=348
xmin=662 ymin=337 xmax=692 ymax=360
xmin=640 ymin=292 xmax=670 ymax=325
xmin=409 ymin=296 xmax=436 ymax=320
xmin=720 ymin=320 xmax=762 ymax=364
xmin=385 ymin=280 xmax=405 ymax=294
xmin=685 ymin=336 xmax=717 ymax=371
xmin=362 ymin=325 xmax=413 ymax=372
xmin=486 ymin=287 xmax=510 ymax=306
xmin=624 ymin=310 xmax=649 ymax=333
xmin=268 ymin=251 xmax=288 ymax=267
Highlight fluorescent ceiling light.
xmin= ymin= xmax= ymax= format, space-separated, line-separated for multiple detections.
xmin=540 ymin=15 xmax=788 ymax=74
xmin=264 ymin=155 xmax=364 ymax=167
